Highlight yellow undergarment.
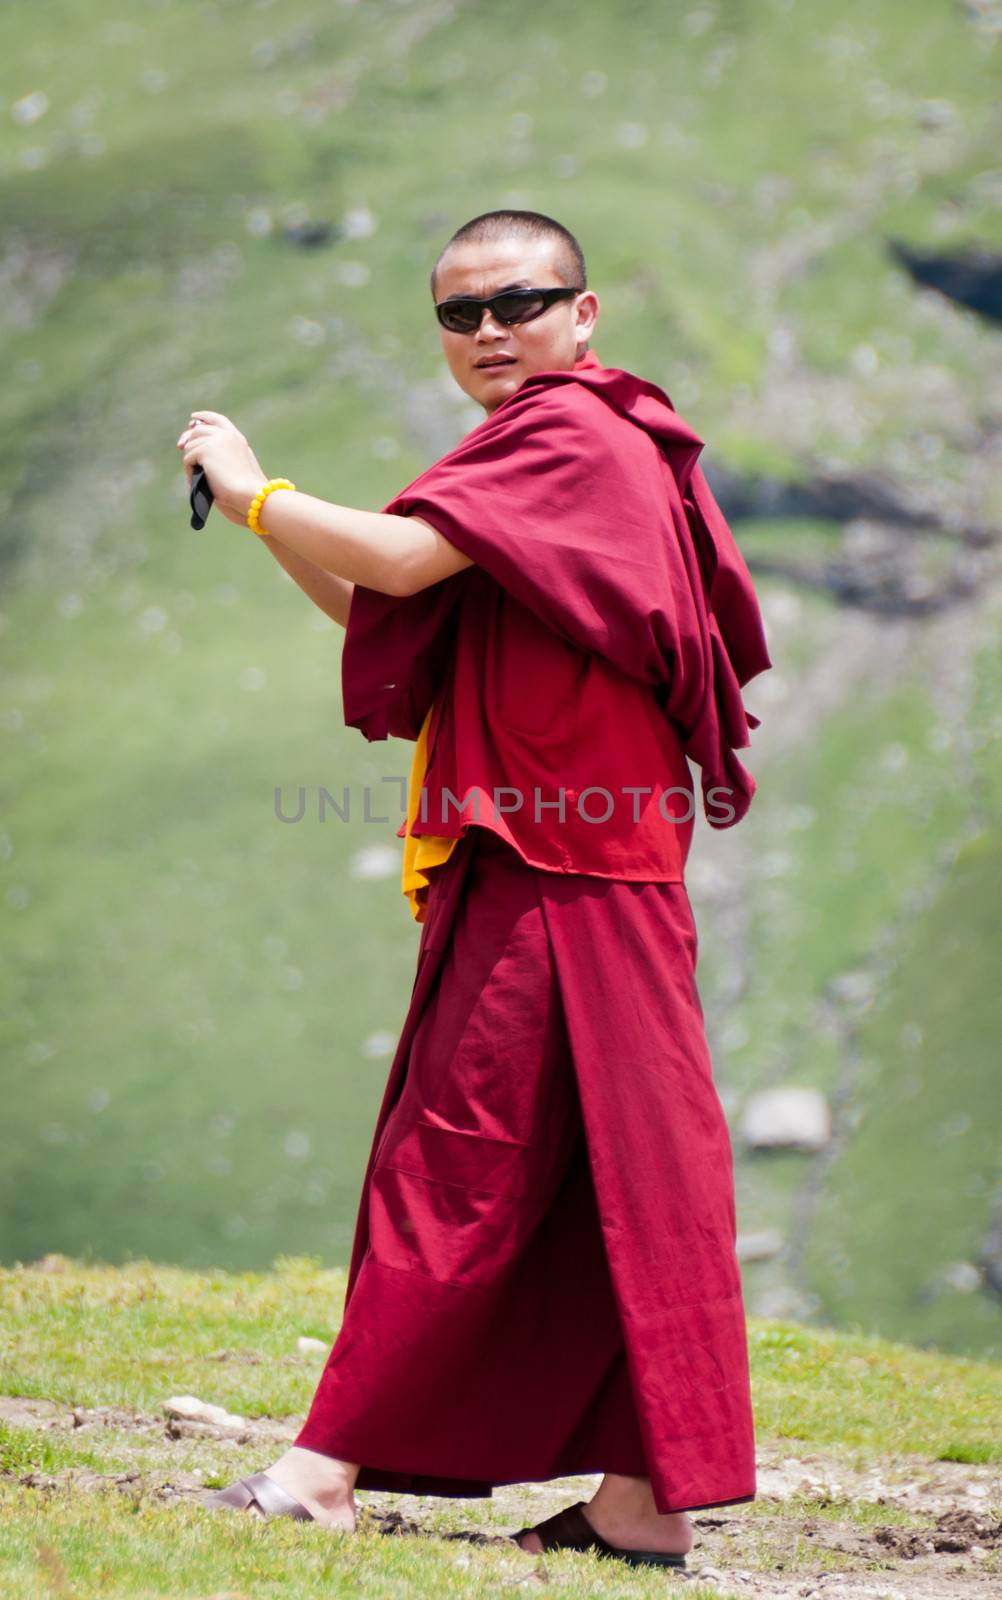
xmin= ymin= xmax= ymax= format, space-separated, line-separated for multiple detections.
xmin=400 ymin=699 xmax=459 ymax=923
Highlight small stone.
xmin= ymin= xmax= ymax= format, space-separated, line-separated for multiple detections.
xmin=30 ymin=1253 xmax=68 ymax=1272
xmin=163 ymin=1395 xmax=246 ymax=1430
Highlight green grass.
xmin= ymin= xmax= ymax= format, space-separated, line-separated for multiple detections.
xmin=1 ymin=0 xmax=1001 ymax=1364
xmin=5 ymin=1502 xmax=744 ymax=1600
xmin=802 ymin=829 xmax=1002 ymax=1356
xmin=1 ymin=1259 xmax=1000 ymax=1598
xmin=2 ymin=1259 xmax=999 ymax=1463
xmin=688 ymin=598 xmax=1002 ymax=1360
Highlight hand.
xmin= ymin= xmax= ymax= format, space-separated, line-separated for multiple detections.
xmin=176 ymin=410 xmax=269 ymax=528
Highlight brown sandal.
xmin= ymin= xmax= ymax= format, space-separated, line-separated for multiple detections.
xmin=201 ymin=1470 xmax=316 ymax=1522
xmin=511 ymin=1499 xmax=688 ymax=1569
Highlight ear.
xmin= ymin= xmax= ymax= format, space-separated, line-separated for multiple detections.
xmin=574 ymin=290 xmax=600 ymax=343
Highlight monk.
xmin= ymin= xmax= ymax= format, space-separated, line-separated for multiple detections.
xmin=178 ymin=207 xmax=772 ymax=1568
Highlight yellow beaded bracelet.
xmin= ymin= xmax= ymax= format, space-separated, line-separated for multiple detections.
xmin=246 ymin=478 xmax=296 ymax=536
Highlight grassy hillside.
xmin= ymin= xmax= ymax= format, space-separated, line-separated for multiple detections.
xmin=698 ymin=594 xmax=1002 ymax=1358
xmin=1 ymin=1258 xmax=1000 ymax=1598
xmin=2 ymin=0 xmax=1000 ymax=1356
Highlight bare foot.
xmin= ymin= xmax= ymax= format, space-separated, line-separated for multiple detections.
xmin=514 ymin=1472 xmax=695 ymax=1557
xmin=260 ymin=1445 xmax=360 ymax=1530
xmin=580 ymin=1499 xmax=694 ymax=1556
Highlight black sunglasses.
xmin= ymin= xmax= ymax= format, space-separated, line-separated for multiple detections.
xmin=434 ymin=285 xmax=583 ymax=334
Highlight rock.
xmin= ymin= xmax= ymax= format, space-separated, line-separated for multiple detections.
xmin=349 ymin=844 xmax=401 ymax=881
xmin=887 ymin=238 xmax=1002 ymax=325
xmin=735 ymin=1228 xmax=784 ymax=1261
xmin=282 ymin=220 xmax=339 ymax=249
xmin=939 ymin=1260 xmax=984 ymax=1294
xmin=826 ymin=970 xmax=877 ymax=1009
xmin=162 ymin=1395 xmax=247 ymax=1431
xmin=740 ymin=1087 xmax=832 ymax=1151
xmin=977 ymin=1210 xmax=1002 ymax=1296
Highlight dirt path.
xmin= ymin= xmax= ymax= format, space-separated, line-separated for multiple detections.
xmin=4 ymin=1396 xmax=999 ymax=1597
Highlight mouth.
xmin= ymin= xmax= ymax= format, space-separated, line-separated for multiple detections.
xmin=476 ymin=356 xmax=517 ymax=370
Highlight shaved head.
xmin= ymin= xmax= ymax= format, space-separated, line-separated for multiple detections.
xmin=430 ymin=211 xmax=599 ymax=416
xmin=430 ymin=209 xmax=587 ymax=302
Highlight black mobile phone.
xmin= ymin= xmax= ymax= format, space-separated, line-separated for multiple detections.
xmin=189 ymin=464 xmax=214 ymax=530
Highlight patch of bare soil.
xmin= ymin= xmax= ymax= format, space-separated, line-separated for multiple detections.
xmin=4 ymin=1401 xmax=999 ymax=1598
xmin=0 ymin=1393 xmax=299 ymax=1447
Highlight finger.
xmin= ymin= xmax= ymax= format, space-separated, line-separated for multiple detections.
xmin=188 ymin=410 xmax=228 ymax=426
xmin=179 ymin=425 xmax=216 ymax=454
xmin=181 ymin=442 xmax=204 ymax=467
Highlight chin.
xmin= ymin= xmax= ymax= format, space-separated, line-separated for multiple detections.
xmin=475 ymin=369 xmax=521 ymax=397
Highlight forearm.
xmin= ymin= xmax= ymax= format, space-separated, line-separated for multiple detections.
xmin=260 ymin=535 xmax=354 ymax=628
xmin=254 ymin=488 xmax=416 ymax=595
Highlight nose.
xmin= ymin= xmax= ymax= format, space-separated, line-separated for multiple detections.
xmin=472 ymin=305 xmax=509 ymax=339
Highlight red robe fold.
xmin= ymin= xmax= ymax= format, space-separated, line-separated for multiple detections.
xmin=397 ymin=566 xmax=698 ymax=881
xmin=295 ymin=826 xmax=758 ymax=1514
xmin=341 ymin=349 xmax=771 ymax=832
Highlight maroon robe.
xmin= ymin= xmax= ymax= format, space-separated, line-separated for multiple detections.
xmin=340 ymin=349 xmax=771 ymax=837
xmin=395 ymin=567 xmax=698 ymax=882
xmin=295 ymin=826 xmax=757 ymax=1511
xmin=294 ymin=352 xmax=770 ymax=1513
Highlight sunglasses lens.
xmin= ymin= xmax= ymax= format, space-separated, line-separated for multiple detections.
xmin=493 ymin=292 xmax=547 ymax=324
xmin=438 ymin=301 xmax=481 ymax=333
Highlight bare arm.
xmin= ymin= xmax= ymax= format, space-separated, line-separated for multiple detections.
xmin=255 ymin=489 xmax=474 ymax=598
xmin=260 ymin=535 xmax=355 ymax=629
xmin=177 ymin=411 xmax=473 ymax=597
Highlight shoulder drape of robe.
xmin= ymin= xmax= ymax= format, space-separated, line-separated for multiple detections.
xmin=341 ymin=354 xmax=772 ymax=827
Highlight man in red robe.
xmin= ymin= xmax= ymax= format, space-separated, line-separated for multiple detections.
xmin=183 ymin=208 xmax=771 ymax=1565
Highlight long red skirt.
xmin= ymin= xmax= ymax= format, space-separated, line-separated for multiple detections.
xmin=294 ymin=825 xmax=757 ymax=1514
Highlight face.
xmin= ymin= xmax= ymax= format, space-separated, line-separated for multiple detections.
xmin=433 ymin=234 xmax=600 ymax=416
